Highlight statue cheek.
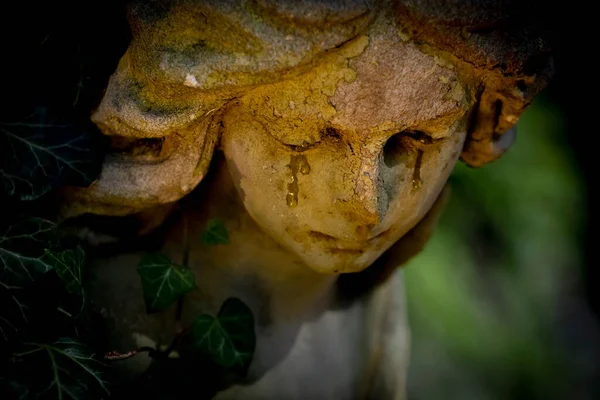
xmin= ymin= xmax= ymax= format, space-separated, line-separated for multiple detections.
xmin=383 ymin=131 xmax=466 ymax=230
xmin=221 ymin=117 xmax=291 ymax=221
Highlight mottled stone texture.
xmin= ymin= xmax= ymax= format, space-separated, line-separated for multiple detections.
xmin=394 ymin=0 xmax=552 ymax=167
xmin=61 ymin=1 xmax=552 ymax=399
xmin=63 ymin=0 xmax=551 ymax=218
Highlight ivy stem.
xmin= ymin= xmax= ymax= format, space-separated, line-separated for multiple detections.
xmin=174 ymin=212 xmax=190 ymax=334
xmin=104 ymin=346 xmax=154 ymax=361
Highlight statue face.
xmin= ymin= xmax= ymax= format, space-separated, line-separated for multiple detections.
xmin=221 ymin=32 xmax=469 ymax=273
xmin=65 ymin=1 xmax=544 ymax=275
xmin=62 ymin=2 xmax=473 ymax=273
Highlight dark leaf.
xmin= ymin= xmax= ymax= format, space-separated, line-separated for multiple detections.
xmin=43 ymin=246 xmax=86 ymax=311
xmin=0 ymin=217 xmax=79 ymax=340
xmin=12 ymin=337 xmax=109 ymax=399
xmin=201 ymin=218 xmax=230 ymax=245
xmin=137 ymin=253 xmax=196 ymax=313
xmin=191 ymin=298 xmax=255 ymax=372
xmin=0 ymin=217 xmax=57 ymax=286
xmin=0 ymin=108 xmax=103 ymax=200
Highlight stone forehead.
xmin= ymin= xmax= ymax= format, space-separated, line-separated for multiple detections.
xmin=331 ymin=35 xmax=467 ymax=135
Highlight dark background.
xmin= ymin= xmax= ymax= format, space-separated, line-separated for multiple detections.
xmin=1 ymin=1 xmax=596 ymax=399
xmin=406 ymin=3 xmax=599 ymax=399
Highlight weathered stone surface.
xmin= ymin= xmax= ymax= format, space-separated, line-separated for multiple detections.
xmin=60 ymin=1 xmax=553 ymax=398
xmin=62 ymin=0 xmax=552 ymax=217
xmin=220 ymin=23 xmax=468 ymax=274
xmin=393 ymin=0 xmax=553 ymax=167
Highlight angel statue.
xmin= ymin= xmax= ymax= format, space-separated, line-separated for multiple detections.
xmin=57 ymin=1 xmax=553 ymax=398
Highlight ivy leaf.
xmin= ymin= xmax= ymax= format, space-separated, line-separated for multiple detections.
xmin=0 ymin=107 xmax=103 ymax=200
xmin=191 ymin=297 xmax=256 ymax=372
xmin=136 ymin=253 xmax=196 ymax=313
xmin=201 ymin=218 xmax=230 ymax=245
xmin=0 ymin=217 xmax=57 ymax=286
xmin=12 ymin=337 xmax=109 ymax=399
xmin=43 ymin=246 xmax=86 ymax=311
xmin=0 ymin=217 xmax=56 ymax=340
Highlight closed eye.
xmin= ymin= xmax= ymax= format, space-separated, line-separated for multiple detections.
xmin=108 ymin=135 xmax=176 ymax=163
xmin=275 ymin=126 xmax=344 ymax=152
xmin=382 ymin=130 xmax=439 ymax=167
xmin=401 ymin=130 xmax=436 ymax=145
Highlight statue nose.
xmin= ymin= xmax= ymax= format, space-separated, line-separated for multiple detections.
xmin=332 ymin=183 xmax=387 ymax=242
xmin=336 ymin=144 xmax=391 ymax=234
xmin=305 ymin=135 xmax=392 ymax=242
xmin=346 ymin=173 xmax=387 ymax=222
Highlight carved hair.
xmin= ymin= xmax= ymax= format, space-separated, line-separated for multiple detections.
xmin=125 ymin=0 xmax=552 ymax=166
xmin=392 ymin=0 xmax=553 ymax=166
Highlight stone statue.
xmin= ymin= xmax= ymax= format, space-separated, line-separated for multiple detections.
xmin=60 ymin=1 xmax=553 ymax=398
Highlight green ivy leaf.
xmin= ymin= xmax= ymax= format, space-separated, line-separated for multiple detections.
xmin=0 ymin=217 xmax=57 ymax=286
xmin=0 ymin=107 xmax=103 ymax=200
xmin=0 ymin=218 xmax=91 ymax=340
xmin=136 ymin=253 xmax=196 ymax=313
xmin=201 ymin=218 xmax=230 ymax=245
xmin=191 ymin=298 xmax=255 ymax=372
xmin=43 ymin=246 xmax=86 ymax=311
xmin=12 ymin=337 xmax=109 ymax=399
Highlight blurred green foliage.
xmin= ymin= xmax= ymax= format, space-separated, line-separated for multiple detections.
xmin=405 ymin=95 xmax=593 ymax=399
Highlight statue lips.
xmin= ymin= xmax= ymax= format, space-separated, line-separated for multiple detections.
xmin=309 ymin=229 xmax=389 ymax=251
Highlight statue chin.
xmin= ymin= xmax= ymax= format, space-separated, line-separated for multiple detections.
xmin=56 ymin=0 xmax=552 ymax=398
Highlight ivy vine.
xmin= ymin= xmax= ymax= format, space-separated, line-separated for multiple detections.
xmin=0 ymin=3 xmax=255 ymax=399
